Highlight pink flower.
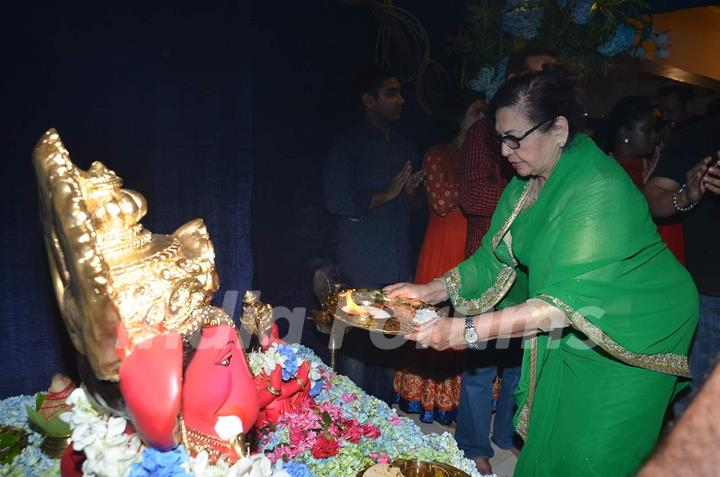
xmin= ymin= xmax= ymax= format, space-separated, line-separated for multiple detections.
xmin=344 ymin=426 xmax=363 ymax=443
xmin=368 ymin=453 xmax=390 ymax=463
xmin=341 ymin=393 xmax=357 ymax=403
xmin=389 ymin=414 xmax=403 ymax=426
xmin=318 ymin=403 xmax=344 ymax=421
xmin=328 ymin=423 xmax=341 ymax=437
xmin=361 ymin=424 xmax=381 ymax=439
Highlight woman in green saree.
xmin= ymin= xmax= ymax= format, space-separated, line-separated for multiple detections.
xmin=385 ymin=70 xmax=698 ymax=477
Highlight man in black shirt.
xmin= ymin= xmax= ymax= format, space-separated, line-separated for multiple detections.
xmin=644 ymin=114 xmax=720 ymax=415
xmin=324 ymin=67 xmax=424 ymax=403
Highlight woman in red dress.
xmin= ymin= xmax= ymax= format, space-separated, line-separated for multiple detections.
xmin=394 ymin=91 xmax=486 ymax=424
xmin=603 ymin=96 xmax=685 ymax=263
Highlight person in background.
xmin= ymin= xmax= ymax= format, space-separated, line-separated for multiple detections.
xmin=644 ymin=114 xmax=720 ymax=418
xmin=324 ymin=66 xmax=424 ymax=404
xmin=602 ymin=96 xmax=684 ymax=263
xmin=394 ymin=90 xmax=486 ymax=425
xmin=657 ymin=83 xmax=696 ymax=132
xmin=638 ymin=362 xmax=720 ymax=477
xmin=453 ymin=46 xmax=558 ymax=475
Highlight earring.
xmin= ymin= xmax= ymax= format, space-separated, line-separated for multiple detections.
xmin=623 ymin=138 xmax=630 ymax=144
xmin=558 ymin=141 xmax=565 ymax=148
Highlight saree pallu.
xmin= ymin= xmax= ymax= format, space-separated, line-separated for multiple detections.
xmin=445 ymin=134 xmax=698 ymax=477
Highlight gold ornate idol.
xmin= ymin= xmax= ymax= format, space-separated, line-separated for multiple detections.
xmin=33 ymin=129 xmax=219 ymax=381
xmin=33 ymin=129 xmax=263 ymax=458
xmin=240 ymin=290 xmax=273 ymax=337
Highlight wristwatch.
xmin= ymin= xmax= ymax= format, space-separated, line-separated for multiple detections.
xmin=464 ymin=316 xmax=480 ymax=350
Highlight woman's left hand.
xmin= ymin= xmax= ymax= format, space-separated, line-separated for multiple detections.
xmin=406 ymin=317 xmax=467 ymax=351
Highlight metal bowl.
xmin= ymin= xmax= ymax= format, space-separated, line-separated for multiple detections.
xmin=358 ymin=459 xmax=470 ymax=477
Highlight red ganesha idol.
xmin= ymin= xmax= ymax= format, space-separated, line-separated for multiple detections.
xmin=32 ymin=129 xmax=306 ymax=473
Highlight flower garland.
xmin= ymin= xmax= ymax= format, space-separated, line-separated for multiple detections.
xmin=0 ymin=344 xmax=484 ymax=476
xmin=60 ymin=388 xmax=141 ymax=477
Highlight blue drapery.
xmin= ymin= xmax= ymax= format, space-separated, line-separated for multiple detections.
xmin=0 ymin=2 xmax=253 ymax=397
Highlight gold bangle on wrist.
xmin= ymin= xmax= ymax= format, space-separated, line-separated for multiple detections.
xmin=265 ymin=382 xmax=281 ymax=397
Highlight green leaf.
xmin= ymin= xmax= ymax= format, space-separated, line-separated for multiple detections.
xmin=322 ymin=411 xmax=333 ymax=427
xmin=26 ymin=406 xmax=71 ymax=437
xmin=35 ymin=392 xmax=45 ymax=409
xmin=0 ymin=428 xmax=27 ymax=465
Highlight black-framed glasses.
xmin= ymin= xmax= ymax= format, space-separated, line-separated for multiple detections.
xmin=498 ymin=119 xmax=554 ymax=150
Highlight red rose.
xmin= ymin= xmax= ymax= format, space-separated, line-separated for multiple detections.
xmin=311 ymin=435 xmax=339 ymax=458
xmin=361 ymin=424 xmax=381 ymax=439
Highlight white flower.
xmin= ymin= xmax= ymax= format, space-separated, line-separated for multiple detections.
xmin=186 ymin=451 xmax=288 ymax=477
xmin=308 ymin=361 xmax=322 ymax=382
xmin=214 ymin=415 xmax=243 ymax=441
xmin=63 ymin=388 xmax=140 ymax=477
xmin=230 ymin=454 xmax=288 ymax=477
xmin=184 ymin=450 xmax=218 ymax=477
xmin=248 ymin=347 xmax=286 ymax=376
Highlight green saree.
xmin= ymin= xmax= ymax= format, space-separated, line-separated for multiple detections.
xmin=445 ymin=134 xmax=698 ymax=477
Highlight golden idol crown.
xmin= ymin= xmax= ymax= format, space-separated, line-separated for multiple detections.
xmin=33 ymin=129 xmax=227 ymax=381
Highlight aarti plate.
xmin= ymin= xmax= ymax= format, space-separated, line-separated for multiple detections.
xmin=333 ymin=289 xmax=438 ymax=336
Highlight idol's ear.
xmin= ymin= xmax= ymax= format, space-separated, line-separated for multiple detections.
xmin=119 ymin=333 xmax=183 ymax=450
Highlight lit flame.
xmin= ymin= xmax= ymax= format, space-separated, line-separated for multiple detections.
xmin=341 ymin=291 xmax=367 ymax=316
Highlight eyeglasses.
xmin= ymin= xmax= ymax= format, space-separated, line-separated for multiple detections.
xmin=498 ymin=119 xmax=554 ymax=150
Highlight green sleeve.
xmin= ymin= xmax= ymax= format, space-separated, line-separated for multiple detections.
xmin=445 ymin=179 xmax=527 ymax=315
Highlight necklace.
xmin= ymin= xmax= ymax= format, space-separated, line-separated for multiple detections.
xmin=179 ymin=417 xmax=245 ymax=464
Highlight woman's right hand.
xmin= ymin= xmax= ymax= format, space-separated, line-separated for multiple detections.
xmin=383 ymin=280 xmax=447 ymax=305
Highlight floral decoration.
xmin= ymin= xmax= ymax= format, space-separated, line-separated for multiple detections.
xmin=254 ymin=346 xmax=482 ymax=477
xmin=597 ymin=23 xmax=636 ymax=57
xmin=128 ymin=447 xmax=192 ymax=477
xmin=502 ymin=0 xmax=544 ymax=40
xmin=451 ymin=0 xmax=668 ymax=95
xmin=60 ymin=388 xmax=142 ymax=477
xmin=0 ymin=345 xmax=483 ymax=476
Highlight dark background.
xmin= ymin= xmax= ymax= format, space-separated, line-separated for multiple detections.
xmin=1 ymin=0 xmax=715 ymax=397
xmin=1 ymin=1 xmax=253 ymax=396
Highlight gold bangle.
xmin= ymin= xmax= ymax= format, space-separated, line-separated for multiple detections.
xmin=295 ymin=377 xmax=306 ymax=390
xmin=265 ymin=382 xmax=281 ymax=397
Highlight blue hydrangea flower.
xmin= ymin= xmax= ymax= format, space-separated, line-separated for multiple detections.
xmin=469 ymin=56 xmax=508 ymax=100
xmin=129 ymin=446 xmax=191 ymax=477
xmin=597 ymin=23 xmax=636 ymax=57
xmin=501 ymin=0 xmax=544 ymax=40
xmin=283 ymin=462 xmax=313 ymax=477
xmin=656 ymin=48 xmax=669 ymax=59
xmin=276 ymin=344 xmax=300 ymax=381
xmin=570 ymin=0 xmax=594 ymax=25
xmin=309 ymin=379 xmax=324 ymax=397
